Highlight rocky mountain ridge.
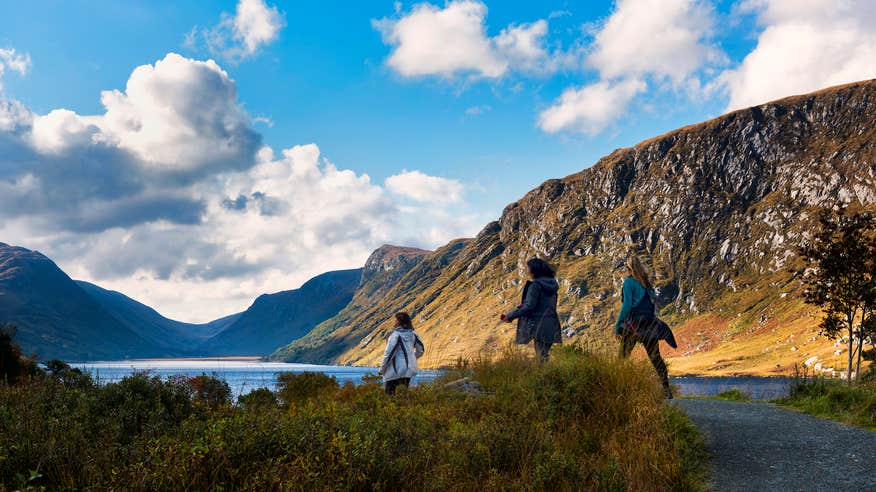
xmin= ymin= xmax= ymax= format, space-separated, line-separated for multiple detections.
xmin=275 ymin=80 xmax=876 ymax=376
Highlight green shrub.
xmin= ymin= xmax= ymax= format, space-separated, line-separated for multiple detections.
xmin=237 ymin=387 xmax=278 ymax=409
xmin=276 ymin=371 xmax=339 ymax=406
xmin=188 ymin=373 xmax=232 ymax=409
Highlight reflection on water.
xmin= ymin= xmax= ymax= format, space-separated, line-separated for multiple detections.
xmin=72 ymin=360 xmax=439 ymax=398
xmin=671 ymin=376 xmax=792 ymax=400
xmin=72 ymin=360 xmax=792 ymax=401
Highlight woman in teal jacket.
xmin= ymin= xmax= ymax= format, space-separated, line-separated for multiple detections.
xmin=615 ymin=256 xmax=672 ymax=398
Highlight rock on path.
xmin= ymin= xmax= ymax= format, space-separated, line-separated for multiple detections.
xmin=676 ymin=400 xmax=876 ymax=492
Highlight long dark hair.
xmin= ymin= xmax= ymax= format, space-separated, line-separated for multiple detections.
xmin=395 ymin=312 xmax=413 ymax=329
xmin=626 ymin=255 xmax=653 ymax=290
xmin=526 ymin=258 xmax=555 ymax=278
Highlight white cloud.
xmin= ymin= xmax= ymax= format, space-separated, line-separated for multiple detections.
xmin=0 ymin=48 xmax=31 ymax=92
xmin=374 ymin=1 xmax=553 ymax=79
xmin=588 ymin=0 xmax=720 ymax=83
xmin=538 ymin=0 xmax=721 ymax=135
xmin=195 ymin=0 xmax=285 ymax=61
xmin=8 ymin=146 xmax=477 ymax=322
xmin=464 ymin=104 xmax=491 ymax=115
xmin=538 ymin=79 xmax=646 ymax=135
xmin=233 ymin=0 xmax=285 ymax=55
xmin=29 ymin=53 xmax=260 ymax=175
xmin=385 ymin=170 xmax=465 ymax=204
xmin=494 ymin=20 xmax=551 ymax=73
xmin=0 ymin=51 xmax=481 ymax=321
xmin=721 ymin=0 xmax=876 ymax=110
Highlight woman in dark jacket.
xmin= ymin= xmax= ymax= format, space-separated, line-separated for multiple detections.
xmin=501 ymin=258 xmax=562 ymax=360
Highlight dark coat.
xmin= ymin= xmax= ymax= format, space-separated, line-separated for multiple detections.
xmin=507 ymin=277 xmax=562 ymax=344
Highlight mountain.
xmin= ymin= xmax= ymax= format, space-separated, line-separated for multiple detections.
xmin=0 ymin=242 xmax=354 ymax=360
xmin=272 ymin=80 xmax=876 ymax=376
xmin=199 ymin=268 xmax=363 ymax=356
xmin=271 ymin=245 xmax=434 ymax=362
xmin=75 ymin=281 xmax=236 ymax=350
xmin=0 ymin=243 xmax=160 ymax=360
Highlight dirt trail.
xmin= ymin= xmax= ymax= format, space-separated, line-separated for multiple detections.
xmin=676 ymin=399 xmax=876 ymax=492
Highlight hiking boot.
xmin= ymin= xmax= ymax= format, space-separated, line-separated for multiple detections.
xmin=663 ymin=386 xmax=674 ymax=400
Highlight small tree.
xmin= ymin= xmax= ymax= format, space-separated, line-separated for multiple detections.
xmin=798 ymin=209 xmax=876 ymax=384
xmin=0 ymin=324 xmax=24 ymax=384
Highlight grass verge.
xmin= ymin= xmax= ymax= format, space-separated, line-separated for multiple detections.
xmin=1 ymin=346 xmax=707 ymax=491
xmin=777 ymin=373 xmax=876 ymax=430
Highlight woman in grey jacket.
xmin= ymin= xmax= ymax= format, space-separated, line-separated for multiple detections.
xmin=378 ymin=312 xmax=425 ymax=394
xmin=501 ymin=258 xmax=562 ymax=360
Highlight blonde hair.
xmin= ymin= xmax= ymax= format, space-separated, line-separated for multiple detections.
xmin=626 ymin=255 xmax=653 ymax=290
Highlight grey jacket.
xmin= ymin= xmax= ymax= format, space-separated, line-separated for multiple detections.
xmin=507 ymin=277 xmax=562 ymax=344
xmin=379 ymin=327 xmax=425 ymax=381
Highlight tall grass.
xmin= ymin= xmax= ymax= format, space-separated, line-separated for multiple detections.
xmin=778 ymin=365 xmax=876 ymax=430
xmin=0 ymin=347 xmax=705 ymax=491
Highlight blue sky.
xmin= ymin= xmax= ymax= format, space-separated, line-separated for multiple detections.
xmin=1 ymin=0 xmax=874 ymax=320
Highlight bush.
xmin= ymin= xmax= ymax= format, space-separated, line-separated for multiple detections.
xmin=276 ymin=371 xmax=339 ymax=406
xmin=0 ymin=347 xmax=706 ymax=490
xmin=0 ymin=324 xmax=39 ymax=384
xmin=188 ymin=373 xmax=231 ymax=409
xmin=237 ymin=387 xmax=278 ymax=409
xmin=44 ymin=359 xmax=94 ymax=388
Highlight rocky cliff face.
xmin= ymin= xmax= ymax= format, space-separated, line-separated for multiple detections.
xmin=279 ymin=80 xmax=876 ymax=375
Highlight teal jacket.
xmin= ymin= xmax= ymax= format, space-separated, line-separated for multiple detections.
xmin=614 ymin=276 xmax=655 ymax=334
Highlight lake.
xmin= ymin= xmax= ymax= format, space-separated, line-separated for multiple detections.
xmin=72 ymin=359 xmax=439 ymax=398
xmin=71 ymin=360 xmax=792 ymax=400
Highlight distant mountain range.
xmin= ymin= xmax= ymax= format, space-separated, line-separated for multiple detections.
xmin=0 ymin=242 xmax=361 ymax=360
xmin=198 ymin=268 xmax=362 ymax=356
xmin=3 ymin=81 xmax=875 ymax=374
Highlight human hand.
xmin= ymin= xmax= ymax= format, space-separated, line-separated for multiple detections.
xmin=500 ymin=313 xmax=508 ymax=323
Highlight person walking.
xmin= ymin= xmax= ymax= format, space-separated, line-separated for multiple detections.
xmin=501 ymin=258 xmax=562 ymax=361
xmin=614 ymin=256 xmax=673 ymax=398
xmin=378 ymin=312 xmax=425 ymax=395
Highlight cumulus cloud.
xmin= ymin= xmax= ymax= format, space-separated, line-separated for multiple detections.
xmin=96 ymin=54 xmax=260 ymax=175
xmin=385 ymin=170 xmax=465 ymax=204
xmin=194 ymin=0 xmax=285 ymax=61
xmin=538 ymin=0 xmax=722 ymax=135
xmin=0 ymin=52 xmax=479 ymax=321
xmin=537 ymin=79 xmax=646 ymax=135
xmin=0 ymin=48 xmax=31 ymax=92
xmin=721 ymin=0 xmax=876 ymax=110
xmin=374 ymin=1 xmax=553 ymax=79
xmin=588 ymin=0 xmax=720 ymax=83
xmin=0 ymin=53 xmax=260 ymax=235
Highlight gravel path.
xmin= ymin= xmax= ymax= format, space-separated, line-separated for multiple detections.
xmin=675 ymin=399 xmax=876 ymax=492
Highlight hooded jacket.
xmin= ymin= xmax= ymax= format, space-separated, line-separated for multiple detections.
xmin=379 ymin=327 xmax=425 ymax=382
xmin=507 ymin=276 xmax=562 ymax=344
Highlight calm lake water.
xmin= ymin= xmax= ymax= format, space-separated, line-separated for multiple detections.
xmin=71 ymin=360 xmax=439 ymax=398
xmin=71 ymin=360 xmax=792 ymax=400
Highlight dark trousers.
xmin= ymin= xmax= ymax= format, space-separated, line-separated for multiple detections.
xmin=384 ymin=377 xmax=410 ymax=395
xmin=619 ymin=334 xmax=670 ymax=390
xmin=534 ymin=340 xmax=552 ymax=361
